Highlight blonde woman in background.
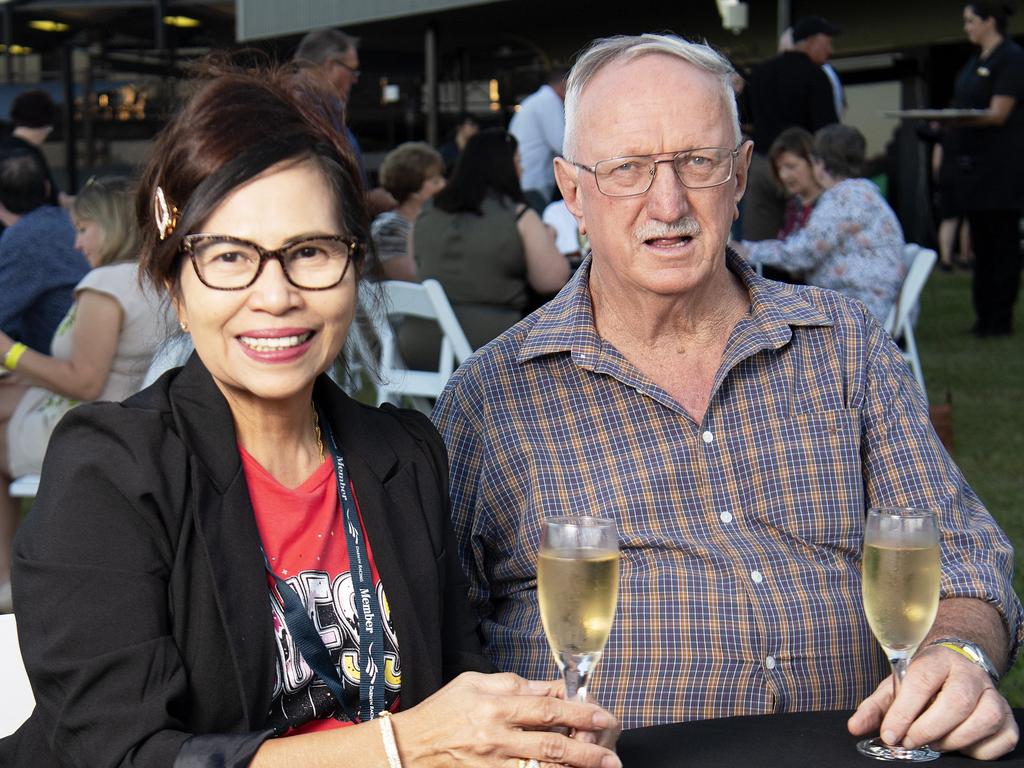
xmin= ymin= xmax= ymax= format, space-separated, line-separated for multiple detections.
xmin=0 ymin=176 xmax=171 ymax=613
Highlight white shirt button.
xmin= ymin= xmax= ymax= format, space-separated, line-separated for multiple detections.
xmin=701 ymin=430 xmax=714 ymax=444
xmin=719 ymin=511 xmax=733 ymax=524
xmin=750 ymin=570 xmax=763 ymax=584
xmin=765 ymin=655 xmax=777 ymax=670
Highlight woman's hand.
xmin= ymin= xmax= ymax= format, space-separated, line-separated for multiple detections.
xmin=0 ymin=370 xmax=26 ymax=386
xmin=540 ymin=678 xmax=621 ymax=751
xmin=392 ymin=671 xmax=622 ymax=768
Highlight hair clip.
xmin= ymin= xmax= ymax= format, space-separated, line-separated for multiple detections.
xmin=154 ymin=186 xmax=179 ymax=241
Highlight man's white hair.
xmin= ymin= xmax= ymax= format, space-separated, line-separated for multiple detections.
xmin=562 ymin=33 xmax=741 ymax=161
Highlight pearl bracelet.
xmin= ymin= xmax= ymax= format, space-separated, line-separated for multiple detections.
xmin=377 ymin=711 xmax=403 ymax=768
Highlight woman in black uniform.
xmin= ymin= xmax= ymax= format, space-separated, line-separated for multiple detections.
xmin=952 ymin=2 xmax=1024 ymax=335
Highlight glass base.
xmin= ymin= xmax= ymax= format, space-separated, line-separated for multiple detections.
xmin=857 ymin=737 xmax=940 ymax=762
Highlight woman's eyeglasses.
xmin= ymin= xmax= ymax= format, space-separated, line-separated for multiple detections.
xmin=181 ymin=234 xmax=362 ymax=291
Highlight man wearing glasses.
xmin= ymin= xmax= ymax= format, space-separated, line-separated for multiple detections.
xmin=434 ymin=33 xmax=1021 ymax=759
xmin=294 ymin=28 xmax=361 ymax=139
xmin=293 ymin=29 xmax=394 ymax=215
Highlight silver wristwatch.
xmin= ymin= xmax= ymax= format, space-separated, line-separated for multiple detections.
xmin=928 ymin=637 xmax=1000 ymax=684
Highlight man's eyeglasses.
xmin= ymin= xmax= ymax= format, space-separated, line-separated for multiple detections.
xmin=182 ymin=234 xmax=362 ymax=291
xmin=329 ymin=57 xmax=360 ymax=79
xmin=571 ymin=146 xmax=742 ymax=197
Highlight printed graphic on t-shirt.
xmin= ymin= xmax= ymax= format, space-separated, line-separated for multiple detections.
xmin=265 ymin=568 xmax=401 ymax=733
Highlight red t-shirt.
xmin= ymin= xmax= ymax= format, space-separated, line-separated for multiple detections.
xmin=240 ymin=447 xmax=402 ymax=735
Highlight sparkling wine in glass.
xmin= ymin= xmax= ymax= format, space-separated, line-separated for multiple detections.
xmin=858 ymin=507 xmax=941 ymax=762
xmin=537 ymin=516 xmax=619 ymax=702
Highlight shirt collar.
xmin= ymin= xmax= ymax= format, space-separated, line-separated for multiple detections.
xmin=518 ymin=248 xmax=832 ymax=364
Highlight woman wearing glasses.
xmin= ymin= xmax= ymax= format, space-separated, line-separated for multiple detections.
xmin=731 ymin=124 xmax=907 ymax=325
xmin=1 ymin=66 xmax=619 ymax=768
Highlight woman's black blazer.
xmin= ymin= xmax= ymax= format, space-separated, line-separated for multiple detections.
xmin=1 ymin=355 xmax=490 ymax=767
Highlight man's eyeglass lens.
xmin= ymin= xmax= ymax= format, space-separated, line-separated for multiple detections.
xmin=332 ymin=58 xmax=360 ymax=77
xmin=187 ymin=236 xmax=354 ymax=290
xmin=591 ymin=147 xmax=737 ymax=196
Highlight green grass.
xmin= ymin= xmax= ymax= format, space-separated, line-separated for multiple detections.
xmin=916 ymin=270 xmax=1024 ymax=705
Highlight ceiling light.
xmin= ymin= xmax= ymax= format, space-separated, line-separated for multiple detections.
xmin=0 ymin=44 xmax=34 ymax=55
xmin=28 ymin=20 xmax=71 ymax=33
xmin=162 ymin=15 xmax=200 ymax=28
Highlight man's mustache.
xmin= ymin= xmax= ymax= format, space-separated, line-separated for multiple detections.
xmin=634 ymin=218 xmax=702 ymax=242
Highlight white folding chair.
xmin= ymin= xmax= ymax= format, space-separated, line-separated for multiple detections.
xmin=8 ymin=475 xmax=40 ymax=499
xmin=883 ymin=244 xmax=938 ymax=395
xmin=368 ymin=279 xmax=473 ymax=414
xmin=0 ymin=614 xmax=35 ymax=737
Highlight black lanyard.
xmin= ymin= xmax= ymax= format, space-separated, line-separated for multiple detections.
xmin=263 ymin=404 xmax=387 ymax=724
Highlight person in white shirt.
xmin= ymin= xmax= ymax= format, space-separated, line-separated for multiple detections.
xmin=509 ymin=69 xmax=567 ymax=212
xmin=542 ymin=198 xmax=586 ymax=268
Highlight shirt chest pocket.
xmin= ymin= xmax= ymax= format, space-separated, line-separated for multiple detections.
xmin=736 ymin=409 xmax=864 ymax=550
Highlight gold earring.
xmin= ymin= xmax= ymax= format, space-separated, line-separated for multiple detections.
xmin=180 ymin=320 xmax=190 ymax=333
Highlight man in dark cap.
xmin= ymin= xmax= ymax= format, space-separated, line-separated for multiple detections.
xmin=0 ymin=90 xmax=64 ymax=207
xmin=743 ymin=15 xmax=841 ymax=240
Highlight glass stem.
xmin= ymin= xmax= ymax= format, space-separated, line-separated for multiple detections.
xmin=561 ymin=652 xmax=597 ymax=702
xmin=890 ymin=652 xmax=910 ymax=703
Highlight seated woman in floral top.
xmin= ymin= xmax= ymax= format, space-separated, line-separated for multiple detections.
xmin=771 ymin=127 xmax=824 ymax=240
xmin=732 ymin=124 xmax=908 ymax=325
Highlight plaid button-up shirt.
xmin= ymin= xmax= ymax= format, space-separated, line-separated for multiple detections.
xmin=433 ymin=252 xmax=1022 ymax=729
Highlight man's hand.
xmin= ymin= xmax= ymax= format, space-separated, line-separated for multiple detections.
xmin=848 ymin=645 xmax=1018 ymax=760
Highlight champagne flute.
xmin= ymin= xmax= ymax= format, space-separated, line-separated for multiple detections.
xmin=537 ymin=516 xmax=619 ymax=702
xmin=858 ymin=507 xmax=941 ymax=762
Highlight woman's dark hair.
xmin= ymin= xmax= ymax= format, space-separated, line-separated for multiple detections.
xmin=968 ymin=2 xmax=1015 ymax=34
xmin=813 ymin=124 xmax=867 ymax=179
xmin=0 ymin=149 xmax=48 ymax=213
xmin=10 ymin=89 xmax=57 ymax=128
xmin=768 ymin=126 xmax=816 ymax=183
xmin=433 ymin=127 xmax=524 ymax=215
xmin=136 ymin=59 xmax=369 ymax=294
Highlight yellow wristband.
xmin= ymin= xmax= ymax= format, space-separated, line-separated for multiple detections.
xmin=931 ymin=638 xmax=1001 ymax=683
xmin=938 ymin=642 xmax=976 ymax=662
xmin=3 ymin=342 xmax=27 ymax=371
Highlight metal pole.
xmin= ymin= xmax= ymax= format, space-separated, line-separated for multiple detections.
xmin=83 ymin=48 xmax=95 ymax=170
xmin=3 ymin=5 xmax=12 ymax=85
xmin=459 ymin=48 xmax=470 ymax=115
xmin=777 ymin=0 xmax=792 ymax=42
xmin=61 ymin=44 xmax=77 ymax=193
xmin=154 ymin=0 xmax=167 ymax=54
xmin=425 ymin=25 xmax=438 ymax=146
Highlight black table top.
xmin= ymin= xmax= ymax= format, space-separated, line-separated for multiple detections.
xmin=618 ymin=709 xmax=1024 ymax=767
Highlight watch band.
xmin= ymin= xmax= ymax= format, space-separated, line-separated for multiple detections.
xmin=928 ymin=637 xmax=1000 ymax=683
